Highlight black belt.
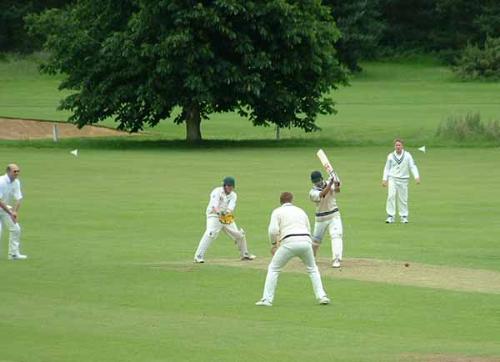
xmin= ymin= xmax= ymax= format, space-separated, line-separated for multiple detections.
xmin=315 ymin=208 xmax=339 ymax=217
xmin=281 ymin=233 xmax=310 ymax=241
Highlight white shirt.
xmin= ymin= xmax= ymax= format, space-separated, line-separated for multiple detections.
xmin=206 ymin=186 xmax=237 ymax=216
xmin=383 ymin=150 xmax=420 ymax=180
xmin=309 ymin=182 xmax=339 ymax=222
xmin=0 ymin=174 xmax=23 ymax=211
xmin=268 ymin=203 xmax=311 ymax=244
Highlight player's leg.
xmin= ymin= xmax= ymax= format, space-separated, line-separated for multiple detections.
xmin=194 ymin=217 xmax=222 ymax=262
xmin=328 ymin=214 xmax=343 ymax=267
xmin=385 ymin=177 xmax=396 ymax=223
xmin=4 ymin=215 xmax=23 ymax=259
xmin=297 ymin=241 xmax=329 ymax=303
xmin=223 ymin=222 xmax=255 ymax=260
xmin=257 ymin=243 xmax=295 ymax=305
xmin=398 ymin=179 xmax=409 ymax=222
xmin=311 ymin=220 xmax=328 ymax=257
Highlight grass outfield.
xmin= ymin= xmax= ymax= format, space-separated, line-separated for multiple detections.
xmin=0 ymin=146 xmax=499 ymax=361
xmin=2 ymin=55 xmax=500 ymax=145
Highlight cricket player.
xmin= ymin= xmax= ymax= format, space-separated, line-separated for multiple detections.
xmin=382 ymin=139 xmax=421 ymax=223
xmin=309 ymin=171 xmax=343 ymax=268
xmin=256 ymin=192 xmax=330 ymax=307
xmin=194 ymin=176 xmax=255 ymax=263
xmin=0 ymin=164 xmax=27 ymax=260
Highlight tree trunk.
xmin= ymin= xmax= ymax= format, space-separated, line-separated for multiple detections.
xmin=185 ymin=105 xmax=202 ymax=142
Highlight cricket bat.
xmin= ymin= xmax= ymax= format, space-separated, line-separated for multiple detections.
xmin=316 ymin=149 xmax=340 ymax=183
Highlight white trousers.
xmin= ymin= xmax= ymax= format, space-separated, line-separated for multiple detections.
xmin=260 ymin=237 xmax=327 ymax=303
xmin=0 ymin=211 xmax=22 ymax=256
xmin=312 ymin=213 xmax=343 ymax=260
xmin=194 ymin=216 xmax=250 ymax=259
xmin=386 ymin=177 xmax=409 ymax=217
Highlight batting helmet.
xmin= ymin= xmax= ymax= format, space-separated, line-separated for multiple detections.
xmin=310 ymin=171 xmax=323 ymax=183
xmin=223 ymin=176 xmax=235 ymax=187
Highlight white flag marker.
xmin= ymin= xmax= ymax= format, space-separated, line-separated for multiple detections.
xmin=70 ymin=149 xmax=78 ymax=157
xmin=418 ymin=146 xmax=426 ymax=153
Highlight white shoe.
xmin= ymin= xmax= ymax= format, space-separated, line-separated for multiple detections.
xmin=8 ymin=253 xmax=27 ymax=260
xmin=385 ymin=216 xmax=394 ymax=224
xmin=401 ymin=217 xmax=409 ymax=224
xmin=241 ymin=253 xmax=256 ymax=261
xmin=193 ymin=256 xmax=205 ymax=263
xmin=255 ymin=299 xmax=272 ymax=307
xmin=318 ymin=296 xmax=331 ymax=305
xmin=332 ymin=258 xmax=341 ymax=268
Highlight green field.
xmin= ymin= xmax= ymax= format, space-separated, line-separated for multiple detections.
xmin=1 ymin=55 xmax=500 ymax=361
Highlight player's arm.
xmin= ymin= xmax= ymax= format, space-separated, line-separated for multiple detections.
xmin=409 ymin=154 xmax=421 ymax=184
xmin=208 ymin=189 xmax=221 ymax=214
xmin=382 ymin=156 xmax=391 ymax=187
xmin=12 ymin=183 xmax=22 ymax=214
xmin=268 ymin=210 xmax=280 ymax=255
xmin=319 ymin=178 xmax=335 ymax=198
xmin=0 ymin=199 xmax=16 ymax=222
xmin=0 ymin=199 xmax=11 ymax=214
xmin=226 ymin=193 xmax=237 ymax=214
xmin=334 ymin=180 xmax=341 ymax=193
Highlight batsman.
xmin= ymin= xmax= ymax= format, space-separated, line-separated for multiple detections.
xmin=309 ymin=150 xmax=343 ymax=268
xmin=309 ymin=166 xmax=344 ymax=268
xmin=193 ymin=176 xmax=256 ymax=263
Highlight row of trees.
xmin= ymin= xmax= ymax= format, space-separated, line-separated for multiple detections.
xmin=3 ymin=0 xmax=499 ymax=66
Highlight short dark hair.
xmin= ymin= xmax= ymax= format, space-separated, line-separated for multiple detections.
xmin=394 ymin=138 xmax=404 ymax=145
xmin=280 ymin=192 xmax=293 ymax=204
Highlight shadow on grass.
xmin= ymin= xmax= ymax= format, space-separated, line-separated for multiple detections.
xmin=0 ymin=135 xmax=380 ymax=150
xmin=0 ymin=135 xmax=498 ymax=150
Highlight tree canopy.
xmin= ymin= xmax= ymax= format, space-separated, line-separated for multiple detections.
xmin=28 ymin=0 xmax=348 ymax=141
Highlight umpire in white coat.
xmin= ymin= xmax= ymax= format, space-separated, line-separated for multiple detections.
xmin=256 ymin=192 xmax=330 ymax=307
xmin=382 ymin=139 xmax=421 ymax=223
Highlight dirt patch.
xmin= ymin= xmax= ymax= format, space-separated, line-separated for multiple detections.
xmin=0 ymin=117 xmax=129 ymax=140
xmin=148 ymin=257 xmax=500 ymax=295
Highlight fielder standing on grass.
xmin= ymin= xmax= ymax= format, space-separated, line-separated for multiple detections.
xmin=382 ymin=139 xmax=421 ymax=224
xmin=309 ymin=171 xmax=343 ymax=268
xmin=256 ymin=192 xmax=330 ymax=307
xmin=0 ymin=164 xmax=28 ymax=260
xmin=194 ymin=177 xmax=256 ymax=263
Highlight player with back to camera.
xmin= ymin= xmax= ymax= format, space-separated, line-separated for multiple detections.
xmin=309 ymin=170 xmax=343 ymax=268
xmin=382 ymin=139 xmax=421 ymax=224
xmin=256 ymin=192 xmax=330 ymax=307
xmin=194 ymin=176 xmax=256 ymax=263
xmin=0 ymin=164 xmax=28 ymax=260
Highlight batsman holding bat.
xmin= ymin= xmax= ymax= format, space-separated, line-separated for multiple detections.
xmin=310 ymin=149 xmax=343 ymax=268
xmin=193 ymin=176 xmax=256 ymax=263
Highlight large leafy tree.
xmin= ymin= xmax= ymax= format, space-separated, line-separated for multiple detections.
xmin=28 ymin=0 xmax=347 ymax=142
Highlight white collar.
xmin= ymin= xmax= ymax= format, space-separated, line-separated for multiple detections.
xmin=394 ymin=150 xmax=405 ymax=159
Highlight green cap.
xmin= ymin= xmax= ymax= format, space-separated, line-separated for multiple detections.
xmin=223 ymin=176 xmax=235 ymax=187
xmin=310 ymin=171 xmax=323 ymax=183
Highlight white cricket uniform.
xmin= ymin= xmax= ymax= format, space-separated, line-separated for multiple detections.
xmin=0 ymin=174 xmax=23 ymax=257
xmin=310 ymin=182 xmax=343 ymax=261
xmin=259 ymin=203 xmax=328 ymax=303
xmin=194 ymin=187 xmax=251 ymax=260
xmin=382 ymin=150 xmax=420 ymax=218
